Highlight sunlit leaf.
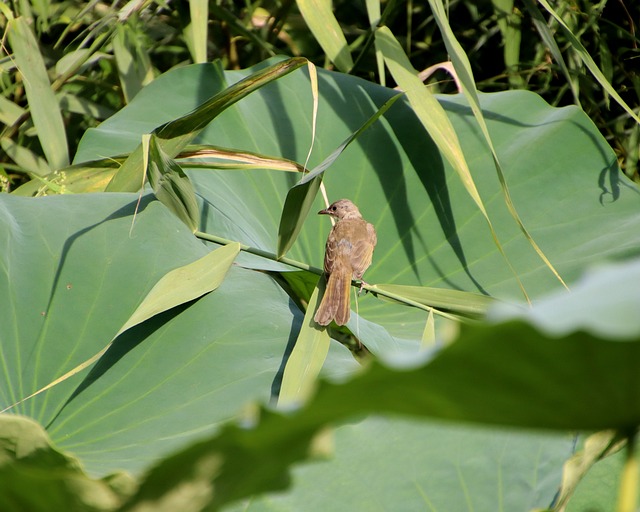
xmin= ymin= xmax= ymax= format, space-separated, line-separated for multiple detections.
xmin=106 ymin=57 xmax=308 ymax=192
xmin=278 ymin=281 xmax=331 ymax=408
xmin=146 ymin=134 xmax=200 ymax=232
xmin=276 ymin=92 xmax=402 ymax=259
xmin=7 ymin=17 xmax=69 ymax=170
xmin=296 ymin=0 xmax=354 ymax=72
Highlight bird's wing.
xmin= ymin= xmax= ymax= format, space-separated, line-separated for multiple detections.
xmin=323 ymin=226 xmax=341 ymax=274
xmin=350 ymin=221 xmax=376 ymax=279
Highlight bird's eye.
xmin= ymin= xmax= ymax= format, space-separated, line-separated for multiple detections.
xmin=331 ymin=206 xmax=337 ymax=211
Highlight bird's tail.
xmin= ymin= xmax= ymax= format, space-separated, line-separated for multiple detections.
xmin=314 ymin=269 xmax=351 ymax=326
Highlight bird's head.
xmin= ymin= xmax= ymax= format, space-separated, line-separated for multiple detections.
xmin=318 ymin=199 xmax=362 ymax=220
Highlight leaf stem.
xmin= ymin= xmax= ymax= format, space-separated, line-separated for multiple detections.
xmin=365 ymin=285 xmax=464 ymax=322
xmin=194 ymin=230 xmax=464 ymax=321
xmin=195 ymin=230 xmax=322 ymax=273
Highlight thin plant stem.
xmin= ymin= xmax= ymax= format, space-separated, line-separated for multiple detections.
xmin=195 ymin=230 xmax=464 ymax=321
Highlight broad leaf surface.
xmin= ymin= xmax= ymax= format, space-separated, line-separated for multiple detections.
xmin=123 ymin=258 xmax=640 ymax=511
xmin=221 ymin=417 xmax=572 ymax=512
xmin=75 ymin=60 xmax=640 ymax=350
xmin=0 ymin=193 xmax=314 ymax=475
xmin=4 ymin=58 xmax=640 ymax=510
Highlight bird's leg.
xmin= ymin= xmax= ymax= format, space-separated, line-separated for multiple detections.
xmin=357 ymin=279 xmax=370 ymax=295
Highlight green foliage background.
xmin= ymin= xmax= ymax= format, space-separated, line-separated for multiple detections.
xmin=1 ymin=1 xmax=640 ymax=511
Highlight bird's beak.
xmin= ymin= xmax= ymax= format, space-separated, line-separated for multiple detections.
xmin=318 ymin=208 xmax=330 ymax=215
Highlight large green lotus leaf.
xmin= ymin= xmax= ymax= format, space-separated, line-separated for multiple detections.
xmin=0 ymin=193 xmax=360 ymax=476
xmin=0 ymin=192 xmax=209 ymax=422
xmin=74 ymin=62 xmax=229 ymax=161
xmin=121 ymin=258 xmax=640 ymax=511
xmin=75 ymin=60 xmax=640 ymax=347
xmin=221 ymin=417 xmax=572 ymax=512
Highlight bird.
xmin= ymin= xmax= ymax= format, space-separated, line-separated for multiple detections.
xmin=314 ymin=199 xmax=377 ymax=326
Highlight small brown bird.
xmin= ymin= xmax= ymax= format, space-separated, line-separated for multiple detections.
xmin=314 ymin=199 xmax=377 ymax=326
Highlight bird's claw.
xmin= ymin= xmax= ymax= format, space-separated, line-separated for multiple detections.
xmin=358 ymin=280 xmax=370 ymax=295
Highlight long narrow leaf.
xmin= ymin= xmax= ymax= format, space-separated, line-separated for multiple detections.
xmin=427 ymin=0 xmax=567 ymax=290
xmin=179 ymin=146 xmax=304 ymax=172
xmin=374 ymin=283 xmax=495 ymax=316
xmin=146 ymin=134 xmax=200 ymax=232
xmin=107 ymin=57 xmax=308 ymax=192
xmin=276 ymin=92 xmax=403 ymax=259
xmin=187 ymin=0 xmax=208 ymax=63
xmin=0 ymin=94 xmax=24 ymax=126
xmin=491 ymin=0 xmax=525 ymax=88
xmin=375 ymin=26 xmax=530 ymax=301
xmin=365 ymin=0 xmax=386 ymax=86
xmin=112 ymin=22 xmax=154 ymax=103
xmin=421 ymin=309 xmax=436 ymax=349
xmin=278 ymin=281 xmax=331 ymax=408
xmin=0 ymin=139 xmax=51 ymax=177
xmin=7 ymin=18 xmax=69 ymax=170
xmin=536 ymin=0 xmax=640 ymax=125
xmin=296 ymin=0 xmax=354 ymax=72
xmin=301 ymin=61 xmax=318 ymax=172
xmin=522 ymin=0 xmax=580 ymax=105
xmin=115 ymin=242 xmax=240 ymax=336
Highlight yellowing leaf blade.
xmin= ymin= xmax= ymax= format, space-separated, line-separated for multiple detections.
xmin=117 ymin=242 xmax=240 ymax=336
xmin=278 ymin=280 xmax=331 ymax=408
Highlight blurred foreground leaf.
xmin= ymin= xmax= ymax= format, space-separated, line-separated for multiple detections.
xmin=0 ymin=415 xmax=133 ymax=512
xmin=124 ymin=258 xmax=640 ymax=510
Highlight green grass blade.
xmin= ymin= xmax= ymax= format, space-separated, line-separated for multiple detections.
xmin=1 ymin=139 xmax=51 ymax=177
xmin=365 ymin=0 xmax=386 ymax=86
xmin=491 ymin=0 xmax=525 ymax=88
xmin=421 ymin=309 xmax=436 ymax=349
xmin=7 ymin=18 xmax=69 ymax=170
xmin=426 ymin=1 xmax=568 ymax=289
xmin=276 ymin=92 xmax=402 ymax=259
xmin=296 ymin=0 xmax=354 ymax=72
xmin=112 ymin=22 xmax=154 ymax=103
xmin=553 ymin=431 xmax=624 ymax=511
xmin=302 ymin=61 xmax=319 ymax=172
xmin=179 ymin=145 xmax=305 ymax=172
xmin=57 ymin=90 xmax=115 ymax=120
xmin=107 ymin=57 xmax=308 ymax=192
xmin=375 ymin=25 xmax=530 ymax=301
xmin=522 ymin=0 xmax=580 ymax=105
xmin=0 ymin=94 xmax=24 ymax=126
xmin=374 ymin=284 xmax=495 ymax=316
xmin=116 ymin=242 xmax=240 ymax=336
xmin=375 ymin=27 xmax=475 ymax=203
xmin=146 ymin=134 xmax=200 ymax=232
xmin=536 ymin=0 xmax=640 ymax=125
xmin=187 ymin=0 xmax=208 ymax=63
xmin=277 ymin=175 xmax=324 ymax=260
xmin=278 ymin=280 xmax=331 ymax=408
